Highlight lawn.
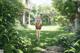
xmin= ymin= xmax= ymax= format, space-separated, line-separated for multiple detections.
xmin=16 ymin=27 xmax=75 ymax=53
xmin=12 ymin=24 xmax=75 ymax=53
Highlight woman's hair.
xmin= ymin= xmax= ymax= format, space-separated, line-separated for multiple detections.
xmin=35 ymin=16 xmax=42 ymax=24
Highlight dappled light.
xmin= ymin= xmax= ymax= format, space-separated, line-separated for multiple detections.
xmin=0 ymin=0 xmax=80 ymax=53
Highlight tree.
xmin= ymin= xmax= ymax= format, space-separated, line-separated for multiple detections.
xmin=52 ymin=0 xmax=79 ymax=32
xmin=0 ymin=0 xmax=24 ymax=51
xmin=31 ymin=5 xmax=55 ymax=25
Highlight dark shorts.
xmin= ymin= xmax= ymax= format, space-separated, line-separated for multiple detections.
xmin=35 ymin=25 xmax=42 ymax=30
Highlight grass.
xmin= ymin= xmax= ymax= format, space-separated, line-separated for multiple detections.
xmin=16 ymin=28 xmax=75 ymax=52
xmin=14 ymin=24 xmax=75 ymax=52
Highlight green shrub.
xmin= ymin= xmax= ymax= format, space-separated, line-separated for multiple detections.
xmin=15 ymin=49 xmax=23 ymax=53
xmin=64 ymin=40 xmax=80 ymax=53
xmin=4 ymin=44 xmax=15 ymax=53
xmin=64 ymin=48 xmax=76 ymax=53
xmin=13 ymin=36 xmax=32 ymax=53
xmin=58 ymin=34 xmax=75 ymax=49
xmin=73 ymin=40 xmax=80 ymax=51
xmin=15 ymin=37 xmax=32 ymax=47
xmin=0 ymin=0 xmax=24 ymax=52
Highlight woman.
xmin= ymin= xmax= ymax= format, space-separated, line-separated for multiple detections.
xmin=35 ymin=16 xmax=42 ymax=41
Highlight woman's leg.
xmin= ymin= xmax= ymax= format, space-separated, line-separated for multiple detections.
xmin=36 ymin=29 xmax=38 ymax=40
xmin=36 ymin=29 xmax=40 ymax=41
xmin=38 ymin=30 xmax=40 ymax=40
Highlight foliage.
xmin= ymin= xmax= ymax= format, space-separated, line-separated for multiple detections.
xmin=58 ymin=32 xmax=75 ymax=48
xmin=52 ymin=0 xmax=76 ymax=19
xmin=64 ymin=40 xmax=80 ymax=53
xmin=30 ymin=5 xmax=55 ymax=25
xmin=64 ymin=47 xmax=76 ymax=53
xmin=54 ymin=14 xmax=69 ymax=26
xmin=14 ymin=36 xmax=32 ymax=52
xmin=15 ymin=49 xmax=23 ymax=53
xmin=14 ymin=28 xmax=76 ymax=52
xmin=52 ymin=0 xmax=80 ymax=53
xmin=51 ymin=0 xmax=77 ymax=28
xmin=0 ymin=0 xmax=26 ymax=53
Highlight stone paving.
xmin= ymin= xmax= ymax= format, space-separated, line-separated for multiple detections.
xmin=41 ymin=46 xmax=64 ymax=53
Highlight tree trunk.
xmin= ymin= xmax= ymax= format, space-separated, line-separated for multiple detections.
xmin=74 ymin=18 xmax=78 ymax=32
xmin=22 ymin=11 xmax=26 ymax=25
xmin=50 ymin=17 xmax=53 ymax=25
xmin=28 ymin=12 xmax=31 ymax=25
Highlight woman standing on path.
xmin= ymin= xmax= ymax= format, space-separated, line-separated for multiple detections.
xmin=35 ymin=15 xmax=42 ymax=41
